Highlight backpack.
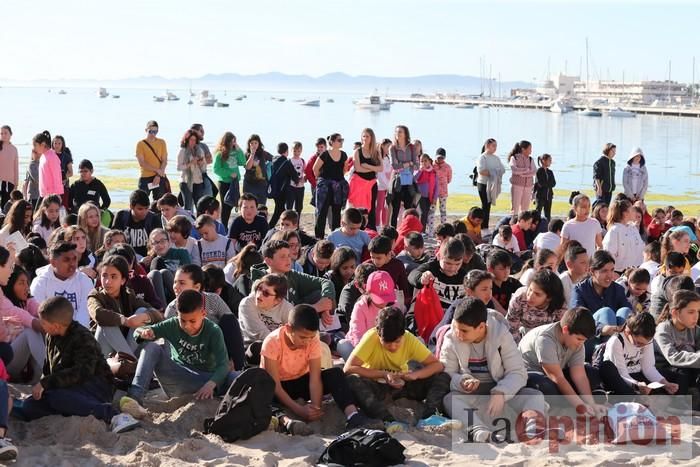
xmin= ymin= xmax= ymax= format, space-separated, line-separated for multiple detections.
xmin=469 ymin=166 xmax=478 ymax=186
xmin=592 ymin=332 xmax=625 ymax=369
xmin=203 ymin=368 xmax=275 ymax=442
xmin=318 ymin=428 xmax=406 ymax=467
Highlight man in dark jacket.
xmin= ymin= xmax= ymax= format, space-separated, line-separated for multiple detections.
xmin=268 ymin=143 xmax=300 ymax=229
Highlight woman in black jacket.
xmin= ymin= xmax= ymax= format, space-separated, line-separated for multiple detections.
xmin=534 ymin=153 xmax=556 ymax=221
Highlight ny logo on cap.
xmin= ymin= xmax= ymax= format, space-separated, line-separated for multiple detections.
xmin=379 ymin=281 xmax=388 ymax=291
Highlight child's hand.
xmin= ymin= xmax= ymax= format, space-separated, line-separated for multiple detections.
xmin=135 ymin=327 xmax=155 ymax=340
xmin=461 ymin=377 xmax=480 ymax=393
xmin=420 ymin=271 xmax=435 ymax=285
xmin=194 ymin=381 xmax=217 ymax=400
xmin=32 ymin=382 xmax=44 ymax=400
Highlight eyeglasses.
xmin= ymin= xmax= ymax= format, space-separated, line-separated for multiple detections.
xmin=256 ymin=288 xmax=276 ymax=298
xmin=152 ymin=238 xmax=169 ymax=245
xmin=148 ymin=129 xmax=159 ymax=135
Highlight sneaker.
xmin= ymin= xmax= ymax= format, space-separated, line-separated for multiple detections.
xmin=416 ymin=415 xmax=463 ymax=433
xmin=346 ymin=412 xmax=384 ymax=430
xmin=0 ymin=438 xmax=18 ymax=461
xmin=467 ymin=426 xmax=491 ymax=443
xmin=283 ymin=418 xmax=313 ymax=436
xmin=110 ymin=413 xmax=141 ymax=434
xmin=119 ymin=396 xmax=148 ymax=420
xmin=384 ymin=421 xmax=409 ymax=434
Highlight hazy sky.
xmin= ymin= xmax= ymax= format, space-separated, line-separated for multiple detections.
xmin=2 ymin=0 xmax=698 ymax=83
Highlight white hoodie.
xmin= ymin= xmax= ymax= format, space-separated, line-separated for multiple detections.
xmin=30 ymin=267 xmax=94 ymax=327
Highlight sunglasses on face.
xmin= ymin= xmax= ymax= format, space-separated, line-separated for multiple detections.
xmin=257 ymin=288 xmax=276 ymax=298
xmin=148 ymin=129 xmax=159 ymax=135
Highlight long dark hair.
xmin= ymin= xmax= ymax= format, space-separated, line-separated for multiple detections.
xmin=1 ymin=265 xmax=32 ymax=308
xmin=217 ymin=132 xmax=236 ymax=162
xmin=32 ymin=130 xmax=51 ymax=148
xmin=3 ymin=200 xmax=33 ymax=236
xmin=507 ymin=140 xmax=531 ymax=162
xmin=481 ymin=138 xmax=496 ymax=154
xmin=0 ymin=125 xmax=12 ymax=151
xmin=657 ymin=289 xmax=700 ymax=323
xmin=530 ymin=269 xmax=565 ymax=313
xmin=246 ymin=134 xmax=264 ymax=156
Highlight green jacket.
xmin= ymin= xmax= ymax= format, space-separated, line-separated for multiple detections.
xmin=212 ymin=149 xmax=246 ymax=183
xmin=251 ymin=263 xmax=336 ymax=305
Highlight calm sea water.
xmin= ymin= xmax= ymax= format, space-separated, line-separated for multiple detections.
xmin=2 ymin=86 xmax=700 ymax=204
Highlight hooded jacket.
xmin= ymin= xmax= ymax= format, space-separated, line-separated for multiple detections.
xmin=622 ymin=148 xmax=648 ymax=199
xmin=440 ymin=310 xmax=527 ymax=400
xmin=30 ymin=268 xmax=94 ymax=328
xmin=251 ymin=263 xmax=335 ymax=305
xmin=593 ymin=155 xmax=616 ymax=194
xmin=393 ymin=215 xmax=424 ymax=256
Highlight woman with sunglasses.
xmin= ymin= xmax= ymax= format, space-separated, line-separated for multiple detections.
xmin=312 ymin=133 xmax=349 ymax=239
xmin=135 ymin=120 xmax=168 ymax=201
xmin=389 ymin=125 xmax=419 ymax=227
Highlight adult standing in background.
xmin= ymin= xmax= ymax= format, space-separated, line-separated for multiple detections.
xmin=0 ymin=125 xmax=19 ymax=208
xmin=135 ymin=120 xmax=168 ymax=201
xmin=347 ymin=128 xmax=381 ymax=231
xmin=593 ymin=143 xmax=617 ymax=206
xmin=52 ymin=135 xmax=73 ymax=210
xmin=190 ymin=123 xmax=216 ymax=198
xmin=213 ymin=132 xmax=245 ymax=227
xmin=508 ymin=140 xmax=536 ymax=216
xmin=476 ymin=138 xmax=505 ymax=230
xmin=177 ymin=129 xmax=206 ymax=212
xmin=242 ymin=134 xmax=273 ymax=207
xmin=34 ymin=131 xmax=64 ymax=200
xmin=389 ymin=125 xmax=419 ymax=227
xmin=313 ymin=133 xmax=348 ymax=239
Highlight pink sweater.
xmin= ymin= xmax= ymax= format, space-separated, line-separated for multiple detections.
xmin=39 ymin=149 xmax=64 ymax=197
xmin=0 ymin=293 xmax=39 ymax=342
xmin=347 ymin=296 xmax=382 ymax=346
xmin=509 ymin=154 xmax=536 ymax=188
xmin=433 ymin=161 xmax=452 ymax=198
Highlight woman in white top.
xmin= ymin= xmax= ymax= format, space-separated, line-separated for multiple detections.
xmin=602 ymin=199 xmax=644 ymax=273
xmin=177 ymin=129 xmax=206 ymax=212
xmin=476 ymin=138 xmax=505 ymax=229
xmin=375 ymin=139 xmax=393 ymax=230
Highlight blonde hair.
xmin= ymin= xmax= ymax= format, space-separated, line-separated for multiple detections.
xmin=78 ymin=202 xmax=104 ymax=251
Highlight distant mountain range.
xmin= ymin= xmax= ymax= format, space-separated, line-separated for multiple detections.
xmin=1 ymin=72 xmax=534 ymax=93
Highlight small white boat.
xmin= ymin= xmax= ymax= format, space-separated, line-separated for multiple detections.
xmin=216 ymin=102 xmax=229 ymax=107
xmin=549 ymin=101 xmax=572 ymax=114
xmin=187 ymin=99 xmax=193 ymax=105
xmin=414 ymin=102 xmax=434 ymax=110
xmin=454 ymin=103 xmax=474 ymax=109
xmin=97 ymin=87 xmax=109 ymax=98
xmin=112 ymin=95 xmax=120 ymax=99
xmin=199 ymin=90 xmax=217 ymax=106
xmin=326 ymin=98 xmax=335 ymax=103
xmin=300 ymin=99 xmax=320 ymax=107
xmin=579 ymin=107 xmax=602 ymax=117
xmin=153 ymin=96 xmax=165 ymax=102
xmin=235 ymin=95 xmax=245 ymax=101
xmin=355 ymin=95 xmax=381 ymax=111
xmin=478 ymin=103 xmax=490 ymax=108
xmin=58 ymin=90 xmax=67 ymax=95
xmin=166 ymin=91 xmax=179 ymax=101
xmin=605 ymin=107 xmax=636 ymax=118
xmin=277 ymin=98 xmax=286 ymax=102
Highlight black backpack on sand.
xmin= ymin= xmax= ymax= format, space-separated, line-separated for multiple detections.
xmin=318 ymin=428 xmax=406 ymax=466
xmin=203 ymin=368 xmax=275 ymax=442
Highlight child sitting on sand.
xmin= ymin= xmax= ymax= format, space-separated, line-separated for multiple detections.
xmin=13 ymin=297 xmax=143 ymax=434
xmin=343 ymin=306 xmax=453 ymax=433
xmin=127 ymin=290 xmax=238 ymax=404
xmin=261 ymin=304 xmax=378 ymax=434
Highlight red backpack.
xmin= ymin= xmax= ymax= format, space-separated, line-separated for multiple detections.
xmin=413 ymin=281 xmax=444 ymax=343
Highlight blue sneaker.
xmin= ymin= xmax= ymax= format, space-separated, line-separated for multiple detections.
xmin=416 ymin=415 xmax=463 ymax=433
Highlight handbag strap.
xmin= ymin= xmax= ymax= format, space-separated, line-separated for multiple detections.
xmin=142 ymin=139 xmax=163 ymax=165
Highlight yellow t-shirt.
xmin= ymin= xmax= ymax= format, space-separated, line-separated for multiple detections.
xmin=136 ymin=138 xmax=168 ymax=177
xmin=352 ymin=328 xmax=432 ymax=373
xmin=460 ymin=215 xmax=482 ymax=236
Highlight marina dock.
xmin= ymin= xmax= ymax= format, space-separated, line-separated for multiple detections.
xmin=385 ymin=96 xmax=700 ymax=118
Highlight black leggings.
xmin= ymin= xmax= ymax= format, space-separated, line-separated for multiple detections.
xmin=269 ymin=196 xmax=287 ymax=229
xmin=218 ymin=314 xmax=245 ymax=372
xmin=418 ymin=197 xmax=431 ymax=232
xmin=280 ymin=367 xmax=355 ymax=412
xmin=535 ymin=196 xmax=552 ymax=221
xmin=366 ymin=183 xmax=378 ymax=231
xmin=218 ymin=181 xmax=233 ymax=228
xmin=287 ymin=187 xmax=305 ymax=215
xmin=390 ymin=185 xmax=416 ymax=227
xmin=477 ymin=183 xmax=491 ymax=229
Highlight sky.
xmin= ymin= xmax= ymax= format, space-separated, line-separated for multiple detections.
xmin=2 ymin=0 xmax=698 ymax=83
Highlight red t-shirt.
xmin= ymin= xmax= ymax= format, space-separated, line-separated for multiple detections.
xmin=511 ymin=224 xmax=527 ymax=251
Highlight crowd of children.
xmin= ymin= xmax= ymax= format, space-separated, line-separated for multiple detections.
xmin=0 ymin=121 xmax=697 ymax=462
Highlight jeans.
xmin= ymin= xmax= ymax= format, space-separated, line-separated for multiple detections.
xmin=444 ymin=384 xmax=545 ymax=430
xmin=477 ymin=183 xmax=491 ymax=229
xmin=148 ymin=269 xmax=175 ymax=308
xmin=14 ymin=377 xmax=115 ymax=422
xmin=511 ymin=184 xmax=531 ymax=215
xmin=179 ymin=182 xmax=205 ymax=213
xmin=526 ymin=364 xmax=603 ymax=399
xmin=242 ymin=181 xmax=267 ymax=207
xmin=336 ymin=339 xmax=355 ymax=362
xmin=315 ymin=195 xmax=341 ymax=239
xmin=287 ymin=187 xmax=305 ymax=215
xmin=8 ymin=328 xmax=46 ymax=383
xmin=138 ymin=176 xmax=163 ymax=201
xmin=218 ymin=181 xmax=233 ymax=227
xmin=127 ymin=341 xmax=239 ymax=403
xmin=587 ymin=307 xmax=633 ymax=360
xmin=280 ymin=368 xmax=355 ymax=412
xmin=0 ymin=381 xmax=9 ymax=429
xmin=347 ymin=372 xmax=451 ymax=421
xmin=95 ymin=307 xmax=150 ymax=358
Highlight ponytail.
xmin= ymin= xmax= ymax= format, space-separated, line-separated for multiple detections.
xmin=537 ymin=153 xmax=551 ymax=167
xmin=481 ymin=138 xmax=496 ymax=155
xmin=507 ymin=140 xmax=531 ymax=161
xmin=32 ymin=130 xmax=51 ymax=148
xmin=657 ymin=289 xmax=700 ymax=324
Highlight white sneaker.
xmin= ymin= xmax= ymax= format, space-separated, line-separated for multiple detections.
xmin=111 ymin=413 xmax=140 ymax=433
xmin=0 ymin=438 xmax=18 ymax=460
